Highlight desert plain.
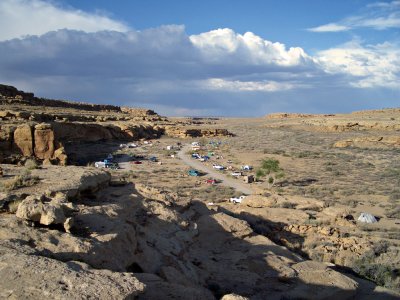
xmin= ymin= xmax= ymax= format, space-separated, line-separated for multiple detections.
xmin=0 ymin=84 xmax=399 ymax=299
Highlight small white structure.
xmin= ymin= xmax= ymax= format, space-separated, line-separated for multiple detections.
xmin=241 ymin=165 xmax=253 ymax=171
xmin=229 ymin=195 xmax=246 ymax=204
xmin=95 ymin=161 xmax=106 ymax=168
xmin=358 ymin=213 xmax=377 ymax=223
xmin=213 ymin=164 xmax=224 ymax=170
xmin=231 ymin=171 xmax=242 ymax=177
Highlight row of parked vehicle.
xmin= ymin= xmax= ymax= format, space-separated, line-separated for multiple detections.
xmin=94 ymin=154 xmax=119 ymax=170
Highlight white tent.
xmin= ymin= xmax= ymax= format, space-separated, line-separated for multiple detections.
xmin=358 ymin=213 xmax=377 ymax=223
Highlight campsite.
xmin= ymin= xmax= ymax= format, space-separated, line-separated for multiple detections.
xmin=1 ymin=0 xmax=400 ymax=297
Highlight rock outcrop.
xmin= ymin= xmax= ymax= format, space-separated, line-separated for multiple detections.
xmin=13 ymin=124 xmax=33 ymax=156
xmin=266 ymin=113 xmax=335 ymax=119
xmin=164 ymin=126 xmax=233 ymax=138
xmin=0 ymin=121 xmax=164 ymax=164
xmin=334 ymin=136 xmax=400 ymax=149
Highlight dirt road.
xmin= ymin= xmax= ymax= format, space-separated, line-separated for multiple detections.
xmin=177 ymin=145 xmax=253 ymax=195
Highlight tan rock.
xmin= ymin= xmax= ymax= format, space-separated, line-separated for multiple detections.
xmin=15 ymin=196 xmax=43 ymax=222
xmin=13 ymin=124 xmax=34 ymax=156
xmin=34 ymin=123 xmax=55 ymax=159
xmin=53 ymin=146 xmax=68 ymax=165
xmin=39 ymin=203 xmax=66 ymax=226
xmin=0 ymin=246 xmax=145 ymax=299
xmin=63 ymin=217 xmax=74 ymax=233
xmin=42 ymin=158 xmax=54 ymax=166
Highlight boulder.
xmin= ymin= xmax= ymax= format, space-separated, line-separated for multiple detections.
xmin=13 ymin=124 xmax=33 ymax=156
xmin=15 ymin=196 xmax=43 ymax=222
xmin=53 ymin=146 xmax=68 ymax=165
xmin=34 ymin=123 xmax=55 ymax=159
xmin=15 ymin=195 xmax=70 ymax=229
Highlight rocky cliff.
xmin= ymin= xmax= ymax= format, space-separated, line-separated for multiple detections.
xmin=0 ymin=121 xmax=164 ymax=165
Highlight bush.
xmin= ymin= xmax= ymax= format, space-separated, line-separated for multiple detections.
xmin=280 ymin=201 xmax=296 ymax=209
xmin=257 ymin=158 xmax=285 ymax=187
xmin=385 ymin=206 xmax=400 ymax=219
xmin=24 ymin=159 xmax=39 ymax=170
xmin=351 ymin=241 xmax=399 ymax=289
xmin=0 ymin=174 xmax=40 ymax=192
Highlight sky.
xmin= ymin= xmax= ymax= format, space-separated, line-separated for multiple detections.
xmin=0 ymin=0 xmax=399 ymax=116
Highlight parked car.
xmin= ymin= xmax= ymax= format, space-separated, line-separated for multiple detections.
xmin=229 ymin=195 xmax=246 ymax=204
xmin=206 ymin=178 xmax=217 ymax=185
xmin=241 ymin=165 xmax=253 ymax=171
xmin=231 ymin=171 xmax=242 ymax=177
xmin=213 ymin=164 xmax=224 ymax=170
xmin=188 ymin=169 xmax=199 ymax=176
xmin=95 ymin=161 xmax=119 ymax=170
xmin=149 ymin=156 xmax=158 ymax=162
xmin=131 ymin=161 xmax=142 ymax=164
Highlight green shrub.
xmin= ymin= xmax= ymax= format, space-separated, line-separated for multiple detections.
xmin=351 ymin=241 xmax=399 ymax=289
xmin=24 ymin=159 xmax=39 ymax=170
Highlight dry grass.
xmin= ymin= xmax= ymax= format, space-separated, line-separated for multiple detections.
xmin=0 ymin=173 xmax=40 ymax=192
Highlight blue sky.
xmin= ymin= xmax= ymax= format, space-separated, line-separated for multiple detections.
xmin=0 ymin=0 xmax=399 ymax=116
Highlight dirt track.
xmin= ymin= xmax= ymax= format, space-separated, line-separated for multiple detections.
xmin=177 ymin=144 xmax=253 ymax=195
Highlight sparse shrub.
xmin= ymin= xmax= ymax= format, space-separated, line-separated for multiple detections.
xmin=348 ymin=199 xmax=358 ymax=208
xmin=257 ymin=158 xmax=285 ymax=187
xmin=352 ymin=242 xmax=399 ymax=289
xmin=280 ymin=201 xmax=296 ymax=209
xmin=385 ymin=206 xmax=400 ymax=219
xmin=389 ymin=190 xmax=400 ymax=202
xmin=0 ymin=174 xmax=40 ymax=192
xmin=24 ymin=159 xmax=39 ymax=170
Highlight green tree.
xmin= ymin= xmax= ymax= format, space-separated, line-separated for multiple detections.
xmin=258 ymin=158 xmax=285 ymax=188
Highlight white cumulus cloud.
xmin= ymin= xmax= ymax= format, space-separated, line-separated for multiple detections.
xmin=0 ymin=0 xmax=129 ymax=41
xmin=317 ymin=41 xmax=400 ymax=89
xmin=190 ymin=28 xmax=313 ymax=66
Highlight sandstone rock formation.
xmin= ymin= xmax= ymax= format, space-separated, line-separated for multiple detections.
xmin=0 ymin=245 xmax=146 ymax=300
xmin=334 ymin=136 xmax=400 ymax=149
xmin=164 ymin=126 xmax=233 ymax=138
xmin=13 ymin=124 xmax=33 ymax=156
xmin=266 ymin=113 xmax=335 ymax=119
xmin=34 ymin=123 xmax=55 ymax=159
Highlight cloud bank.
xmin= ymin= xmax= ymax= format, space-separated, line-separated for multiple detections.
xmin=0 ymin=0 xmax=129 ymax=41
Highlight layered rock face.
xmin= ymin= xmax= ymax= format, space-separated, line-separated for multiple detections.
xmin=266 ymin=113 xmax=335 ymax=119
xmin=164 ymin=126 xmax=233 ymax=138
